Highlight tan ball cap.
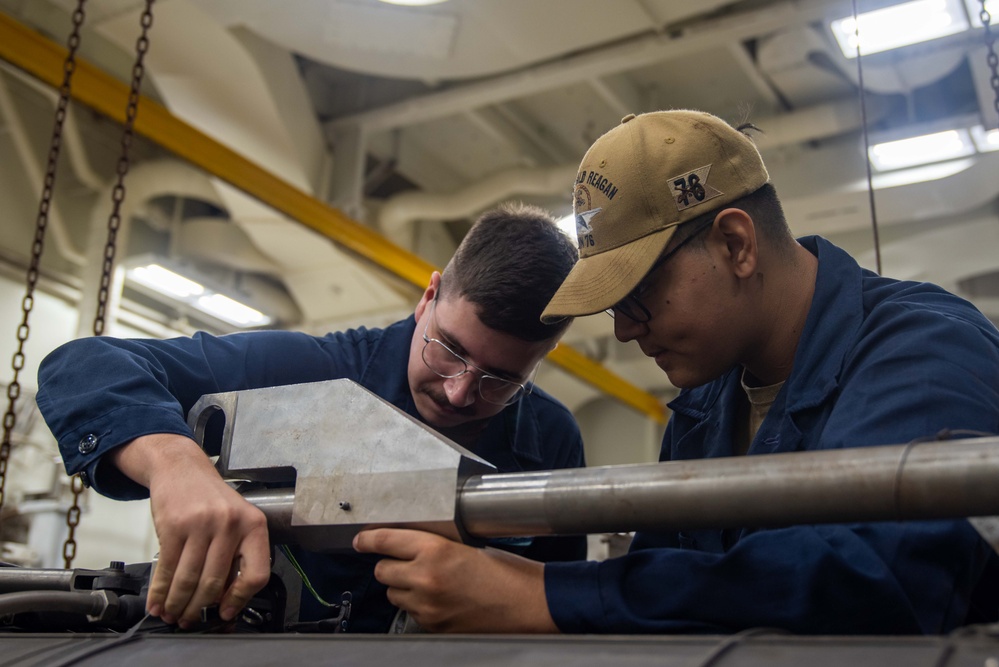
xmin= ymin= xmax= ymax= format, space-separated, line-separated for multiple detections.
xmin=541 ymin=110 xmax=769 ymax=323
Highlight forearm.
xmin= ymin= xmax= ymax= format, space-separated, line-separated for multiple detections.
xmin=110 ymin=433 xmax=217 ymax=490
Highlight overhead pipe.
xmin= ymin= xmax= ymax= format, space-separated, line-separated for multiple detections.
xmin=376 ymin=100 xmax=877 ymax=234
xmin=378 ymin=164 xmax=576 ymax=247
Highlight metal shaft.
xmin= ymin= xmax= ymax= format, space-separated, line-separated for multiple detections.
xmin=243 ymin=438 xmax=999 ymax=541
xmin=0 ymin=568 xmax=74 ymax=594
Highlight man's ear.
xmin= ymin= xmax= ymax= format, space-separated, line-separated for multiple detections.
xmin=414 ymin=271 xmax=442 ymax=321
xmin=714 ymin=208 xmax=757 ymax=279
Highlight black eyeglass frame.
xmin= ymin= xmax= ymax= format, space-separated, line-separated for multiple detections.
xmin=421 ymin=298 xmax=537 ymax=406
xmin=607 ymin=219 xmax=714 ymax=323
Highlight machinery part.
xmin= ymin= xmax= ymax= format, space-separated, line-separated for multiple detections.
xmin=245 ymin=437 xmax=999 ymax=543
xmin=196 ymin=380 xmax=999 ymax=549
xmin=0 ymin=566 xmax=73 ymax=593
xmin=0 ymin=589 xmax=115 ymax=619
xmin=186 ymin=379 xmax=496 ymax=551
xmin=458 ymin=438 xmax=999 ymax=535
xmin=0 ymin=559 xmax=290 ymax=633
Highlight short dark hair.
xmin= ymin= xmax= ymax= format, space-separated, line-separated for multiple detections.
xmin=672 ymin=183 xmax=795 ymax=258
xmin=439 ymin=202 xmax=577 ymax=342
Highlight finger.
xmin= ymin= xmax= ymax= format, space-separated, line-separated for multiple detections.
xmin=161 ymin=535 xmax=212 ymax=624
xmin=147 ymin=535 xmax=185 ymax=619
xmin=146 ymin=561 xmax=174 ymax=620
xmin=383 ymin=582 xmax=415 ymax=611
xmin=219 ymin=526 xmax=272 ymax=621
xmin=372 ymin=555 xmax=415 ymax=591
xmin=354 ymin=528 xmax=435 ymax=560
xmin=176 ymin=535 xmax=241 ymax=625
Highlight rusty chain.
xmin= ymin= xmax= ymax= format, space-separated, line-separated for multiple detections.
xmin=60 ymin=0 xmax=156 ymax=569
xmin=0 ymin=1 xmax=87 ymax=539
xmin=981 ymin=0 xmax=999 ymax=128
xmin=93 ymin=0 xmax=155 ymax=337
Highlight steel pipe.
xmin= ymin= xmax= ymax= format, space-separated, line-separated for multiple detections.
xmin=243 ymin=437 xmax=999 ymax=542
xmin=0 ymin=568 xmax=73 ymax=594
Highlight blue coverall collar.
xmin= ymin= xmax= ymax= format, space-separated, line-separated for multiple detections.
xmin=668 ymin=235 xmax=863 ymax=422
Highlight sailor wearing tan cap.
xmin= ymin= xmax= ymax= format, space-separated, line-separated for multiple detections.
xmin=356 ymin=110 xmax=999 ymax=635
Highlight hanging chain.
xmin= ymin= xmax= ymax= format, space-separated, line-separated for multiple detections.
xmin=60 ymin=0 xmax=155 ymax=570
xmin=93 ymin=0 xmax=155 ymax=337
xmin=0 ymin=1 xmax=87 ymax=531
xmin=61 ymin=473 xmax=85 ymax=567
xmin=981 ymin=0 xmax=999 ymax=128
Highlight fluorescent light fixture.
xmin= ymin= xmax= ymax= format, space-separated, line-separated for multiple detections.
xmin=868 ymin=128 xmax=975 ymax=171
xmin=377 ymin=0 xmax=449 ymax=5
xmin=971 ymin=124 xmax=999 ymax=152
xmin=128 ymin=264 xmax=204 ymax=298
xmin=830 ymin=0 xmax=969 ymax=58
xmin=870 ymin=157 xmax=975 ymax=188
xmin=965 ymin=0 xmax=998 ymax=26
xmin=197 ymin=294 xmax=269 ymax=327
xmin=125 ymin=261 xmax=272 ymax=328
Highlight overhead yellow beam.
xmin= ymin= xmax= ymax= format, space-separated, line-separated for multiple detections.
xmin=0 ymin=11 xmax=666 ymax=424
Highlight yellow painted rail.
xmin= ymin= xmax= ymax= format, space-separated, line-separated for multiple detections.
xmin=0 ymin=11 xmax=665 ymax=423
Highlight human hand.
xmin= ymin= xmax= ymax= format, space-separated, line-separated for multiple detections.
xmin=353 ymin=528 xmax=557 ymax=633
xmin=113 ymin=434 xmax=271 ymax=628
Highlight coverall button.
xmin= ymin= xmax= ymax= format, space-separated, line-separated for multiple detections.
xmin=78 ymin=433 xmax=98 ymax=454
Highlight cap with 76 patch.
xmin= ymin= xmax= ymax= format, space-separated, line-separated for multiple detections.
xmin=541 ymin=109 xmax=769 ymax=323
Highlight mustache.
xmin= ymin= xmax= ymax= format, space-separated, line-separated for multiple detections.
xmin=422 ymin=385 xmax=477 ymax=417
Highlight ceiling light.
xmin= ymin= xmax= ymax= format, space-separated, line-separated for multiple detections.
xmin=125 ymin=260 xmax=272 ymax=328
xmin=870 ymin=157 xmax=975 ymax=188
xmin=971 ymin=124 xmax=999 ymax=152
xmin=376 ymin=0 xmax=450 ymax=5
xmin=128 ymin=264 xmax=205 ymax=299
xmin=196 ymin=294 xmax=270 ymax=327
xmin=830 ymin=0 xmax=969 ymax=58
xmin=868 ymin=128 xmax=975 ymax=171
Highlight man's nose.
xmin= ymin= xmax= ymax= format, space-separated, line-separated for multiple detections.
xmin=444 ymin=371 xmax=477 ymax=407
xmin=613 ymin=313 xmax=647 ymax=343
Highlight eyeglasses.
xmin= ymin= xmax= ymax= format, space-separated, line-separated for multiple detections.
xmin=421 ymin=299 xmax=536 ymax=406
xmin=607 ymin=220 xmax=714 ymax=323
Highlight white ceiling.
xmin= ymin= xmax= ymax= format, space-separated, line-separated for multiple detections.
xmin=1 ymin=0 xmax=998 ymax=421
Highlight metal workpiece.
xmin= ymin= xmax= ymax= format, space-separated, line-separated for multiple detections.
xmin=458 ymin=438 xmax=999 ymax=537
xmin=187 ymin=380 xmax=496 ymax=551
xmin=238 ymin=426 xmax=999 ymax=543
xmin=189 ymin=380 xmax=999 ymax=547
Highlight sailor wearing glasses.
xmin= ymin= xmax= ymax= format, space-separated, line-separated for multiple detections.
xmin=37 ymin=202 xmax=584 ymax=632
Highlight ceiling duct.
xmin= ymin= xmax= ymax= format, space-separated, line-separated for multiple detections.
xmin=377 ymin=164 xmax=577 ymax=250
xmin=758 ymin=26 xmax=969 ymax=104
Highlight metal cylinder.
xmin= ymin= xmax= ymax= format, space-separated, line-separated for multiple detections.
xmin=241 ymin=487 xmax=295 ymax=542
xmin=243 ymin=438 xmax=999 ymax=541
xmin=0 ymin=568 xmax=74 ymax=594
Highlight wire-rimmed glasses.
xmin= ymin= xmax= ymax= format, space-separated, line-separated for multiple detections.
xmin=608 ymin=220 xmax=714 ymax=323
xmin=421 ymin=299 xmax=536 ymax=406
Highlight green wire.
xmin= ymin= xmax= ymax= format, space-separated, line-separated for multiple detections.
xmin=279 ymin=544 xmax=338 ymax=608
